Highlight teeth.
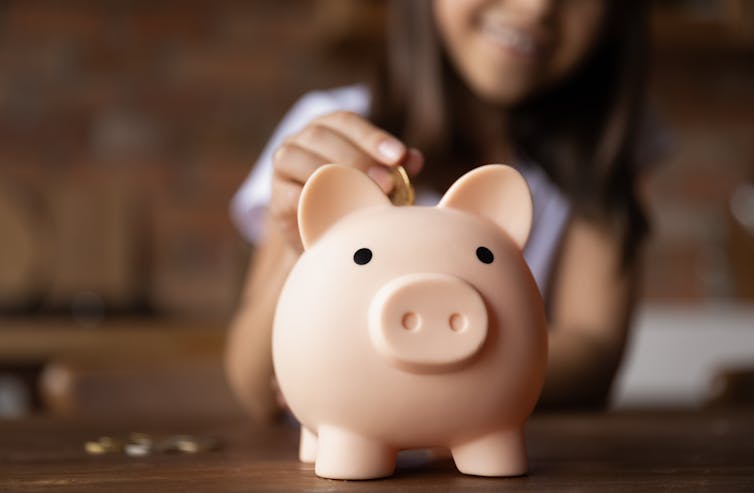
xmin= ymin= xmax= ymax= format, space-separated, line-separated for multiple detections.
xmin=480 ymin=20 xmax=538 ymax=56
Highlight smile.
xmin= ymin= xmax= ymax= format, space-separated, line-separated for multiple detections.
xmin=478 ymin=18 xmax=547 ymax=60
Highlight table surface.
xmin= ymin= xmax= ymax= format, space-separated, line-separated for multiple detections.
xmin=2 ymin=410 xmax=753 ymax=492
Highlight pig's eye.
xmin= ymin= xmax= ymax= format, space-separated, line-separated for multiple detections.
xmin=353 ymin=248 xmax=373 ymax=265
xmin=476 ymin=246 xmax=494 ymax=264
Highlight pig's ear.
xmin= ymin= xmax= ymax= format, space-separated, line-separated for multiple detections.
xmin=438 ymin=165 xmax=533 ymax=249
xmin=298 ymin=164 xmax=390 ymax=249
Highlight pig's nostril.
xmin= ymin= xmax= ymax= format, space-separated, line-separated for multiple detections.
xmin=449 ymin=313 xmax=468 ymax=332
xmin=401 ymin=312 xmax=420 ymax=331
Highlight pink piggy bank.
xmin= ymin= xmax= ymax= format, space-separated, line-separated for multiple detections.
xmin=272 ymin=164 xmax=548 ymax=480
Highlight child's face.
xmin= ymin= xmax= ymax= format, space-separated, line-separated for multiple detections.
xmin=434 ymin=0 xmax=606 ymax=105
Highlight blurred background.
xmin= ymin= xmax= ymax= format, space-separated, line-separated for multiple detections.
xmin=0 ymin=0 xmax=752 ymax=419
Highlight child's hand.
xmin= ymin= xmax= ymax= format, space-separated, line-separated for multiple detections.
xmin=270 ymin=111 xmax=423 ymax=252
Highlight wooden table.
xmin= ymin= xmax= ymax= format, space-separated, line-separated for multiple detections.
xmin=2 ymin=411 xmax=753 ymax=492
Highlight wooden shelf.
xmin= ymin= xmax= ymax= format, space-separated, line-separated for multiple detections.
xmin=0 ymin=318 xmax=225 ymax=364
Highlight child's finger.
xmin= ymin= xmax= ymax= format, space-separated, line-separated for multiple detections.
xmin=313 ymin=111 xmax=407 ymax=166
xmin=291 ymin=124 xmax=379 ymax=175
xmin=269 ymin=177 xmax=304 ymax=252
xmin=366 ymin=166 xmax=395 ymax=193
xmin=404 ymin=148 xmax=424 ymax=177
xmin=269 ymin=176 xmax=301 ymax=220
xmin=272 ymin=141 xmax=330 ymax=185
xmin=290 ymin=123 xmax=396 ymax=193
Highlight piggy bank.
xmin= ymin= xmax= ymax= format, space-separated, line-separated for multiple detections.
xmin=272 ymin=164 xmax=547 ymax=480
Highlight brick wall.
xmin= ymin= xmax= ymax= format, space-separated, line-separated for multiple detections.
xmin=0 ymin=0 xmax=362 ymax=321
xmin=642 ymin=9 xmax=754 ymax=301
xmin=0 ymin=1 xmax=752 ymax=323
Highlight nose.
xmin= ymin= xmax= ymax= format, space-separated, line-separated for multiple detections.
xmin=368 ymin=273 xmax=488 ymax=373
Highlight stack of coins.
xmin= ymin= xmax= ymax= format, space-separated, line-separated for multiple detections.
xmin=388 ymin=165 xmax=415 ymax=206
xmin=84 ymin=433 xmax=219 ymax=457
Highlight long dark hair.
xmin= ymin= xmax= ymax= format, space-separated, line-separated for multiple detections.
xmin=369 ymin=0 xmax=649 ymax=267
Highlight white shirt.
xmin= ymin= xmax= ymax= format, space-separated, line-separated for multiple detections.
xmin=231 ymin=85 xmax=571 ymax=299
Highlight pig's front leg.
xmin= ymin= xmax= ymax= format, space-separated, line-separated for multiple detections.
xmin=299 ymin=426 xmax=317 ymax=463
xmin=451 ymin=428 xmax=527 ymax=477
xmin=315 ymin=425 xmax=396 ymax=480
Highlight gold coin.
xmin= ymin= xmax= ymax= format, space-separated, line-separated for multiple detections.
xmin=84 ymin=441 xmax=106 ymax=455
xmin=175 ymin=438 xmax=200 ymax=453
xmin=98 ymin=436 xmax=123 ymax=452
xmin=172 ymin=435 xmax=219 ymax=454
xmin=388 ymin=165 xmax=414 ymax=206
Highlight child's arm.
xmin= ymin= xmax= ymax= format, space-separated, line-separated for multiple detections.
xmin=538 ymin=216 xmax=640 ymax=408
xmin=226 ymin=111 xmax=422 ymax=422
xmin=266 ymin=111 xmax=422 ymax=252
xmin=225 ymin=222 xmax=298 ymax=422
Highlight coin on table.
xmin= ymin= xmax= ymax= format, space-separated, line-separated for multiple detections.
xmin=99 ymin=436 xmax=122 ymax=450
xmin=169 ymin=435 xmax=220 ymax=454
xmin=125 ymin=441 xmax=154 ymax=456
xmin=85 ymin=436 xmax=123 ymax=455
xmin=173 ymin=436 xmax=201 ymax=453
xmin=388 ymin=165 xmax=415 ymax=206
xmin=84 ymin=441 xmax=106 ymax=455
xmin=123 ymin=432 xmax=156 ymax=456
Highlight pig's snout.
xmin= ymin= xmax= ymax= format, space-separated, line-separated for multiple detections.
xmin=368 ymin=273 xmax=488 ymax=373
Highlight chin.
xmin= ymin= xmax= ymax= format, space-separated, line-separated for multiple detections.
xmin=473 ymin=79 xmax=534 ymax=107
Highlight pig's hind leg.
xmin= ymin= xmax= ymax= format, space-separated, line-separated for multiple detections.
xmin=299 ymin=426 xmax=317 ymax=463
xmin=315 ymin=425 xmax=396 ymax=480
xmin=450 ymin=428 xmax=527 ymax=477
